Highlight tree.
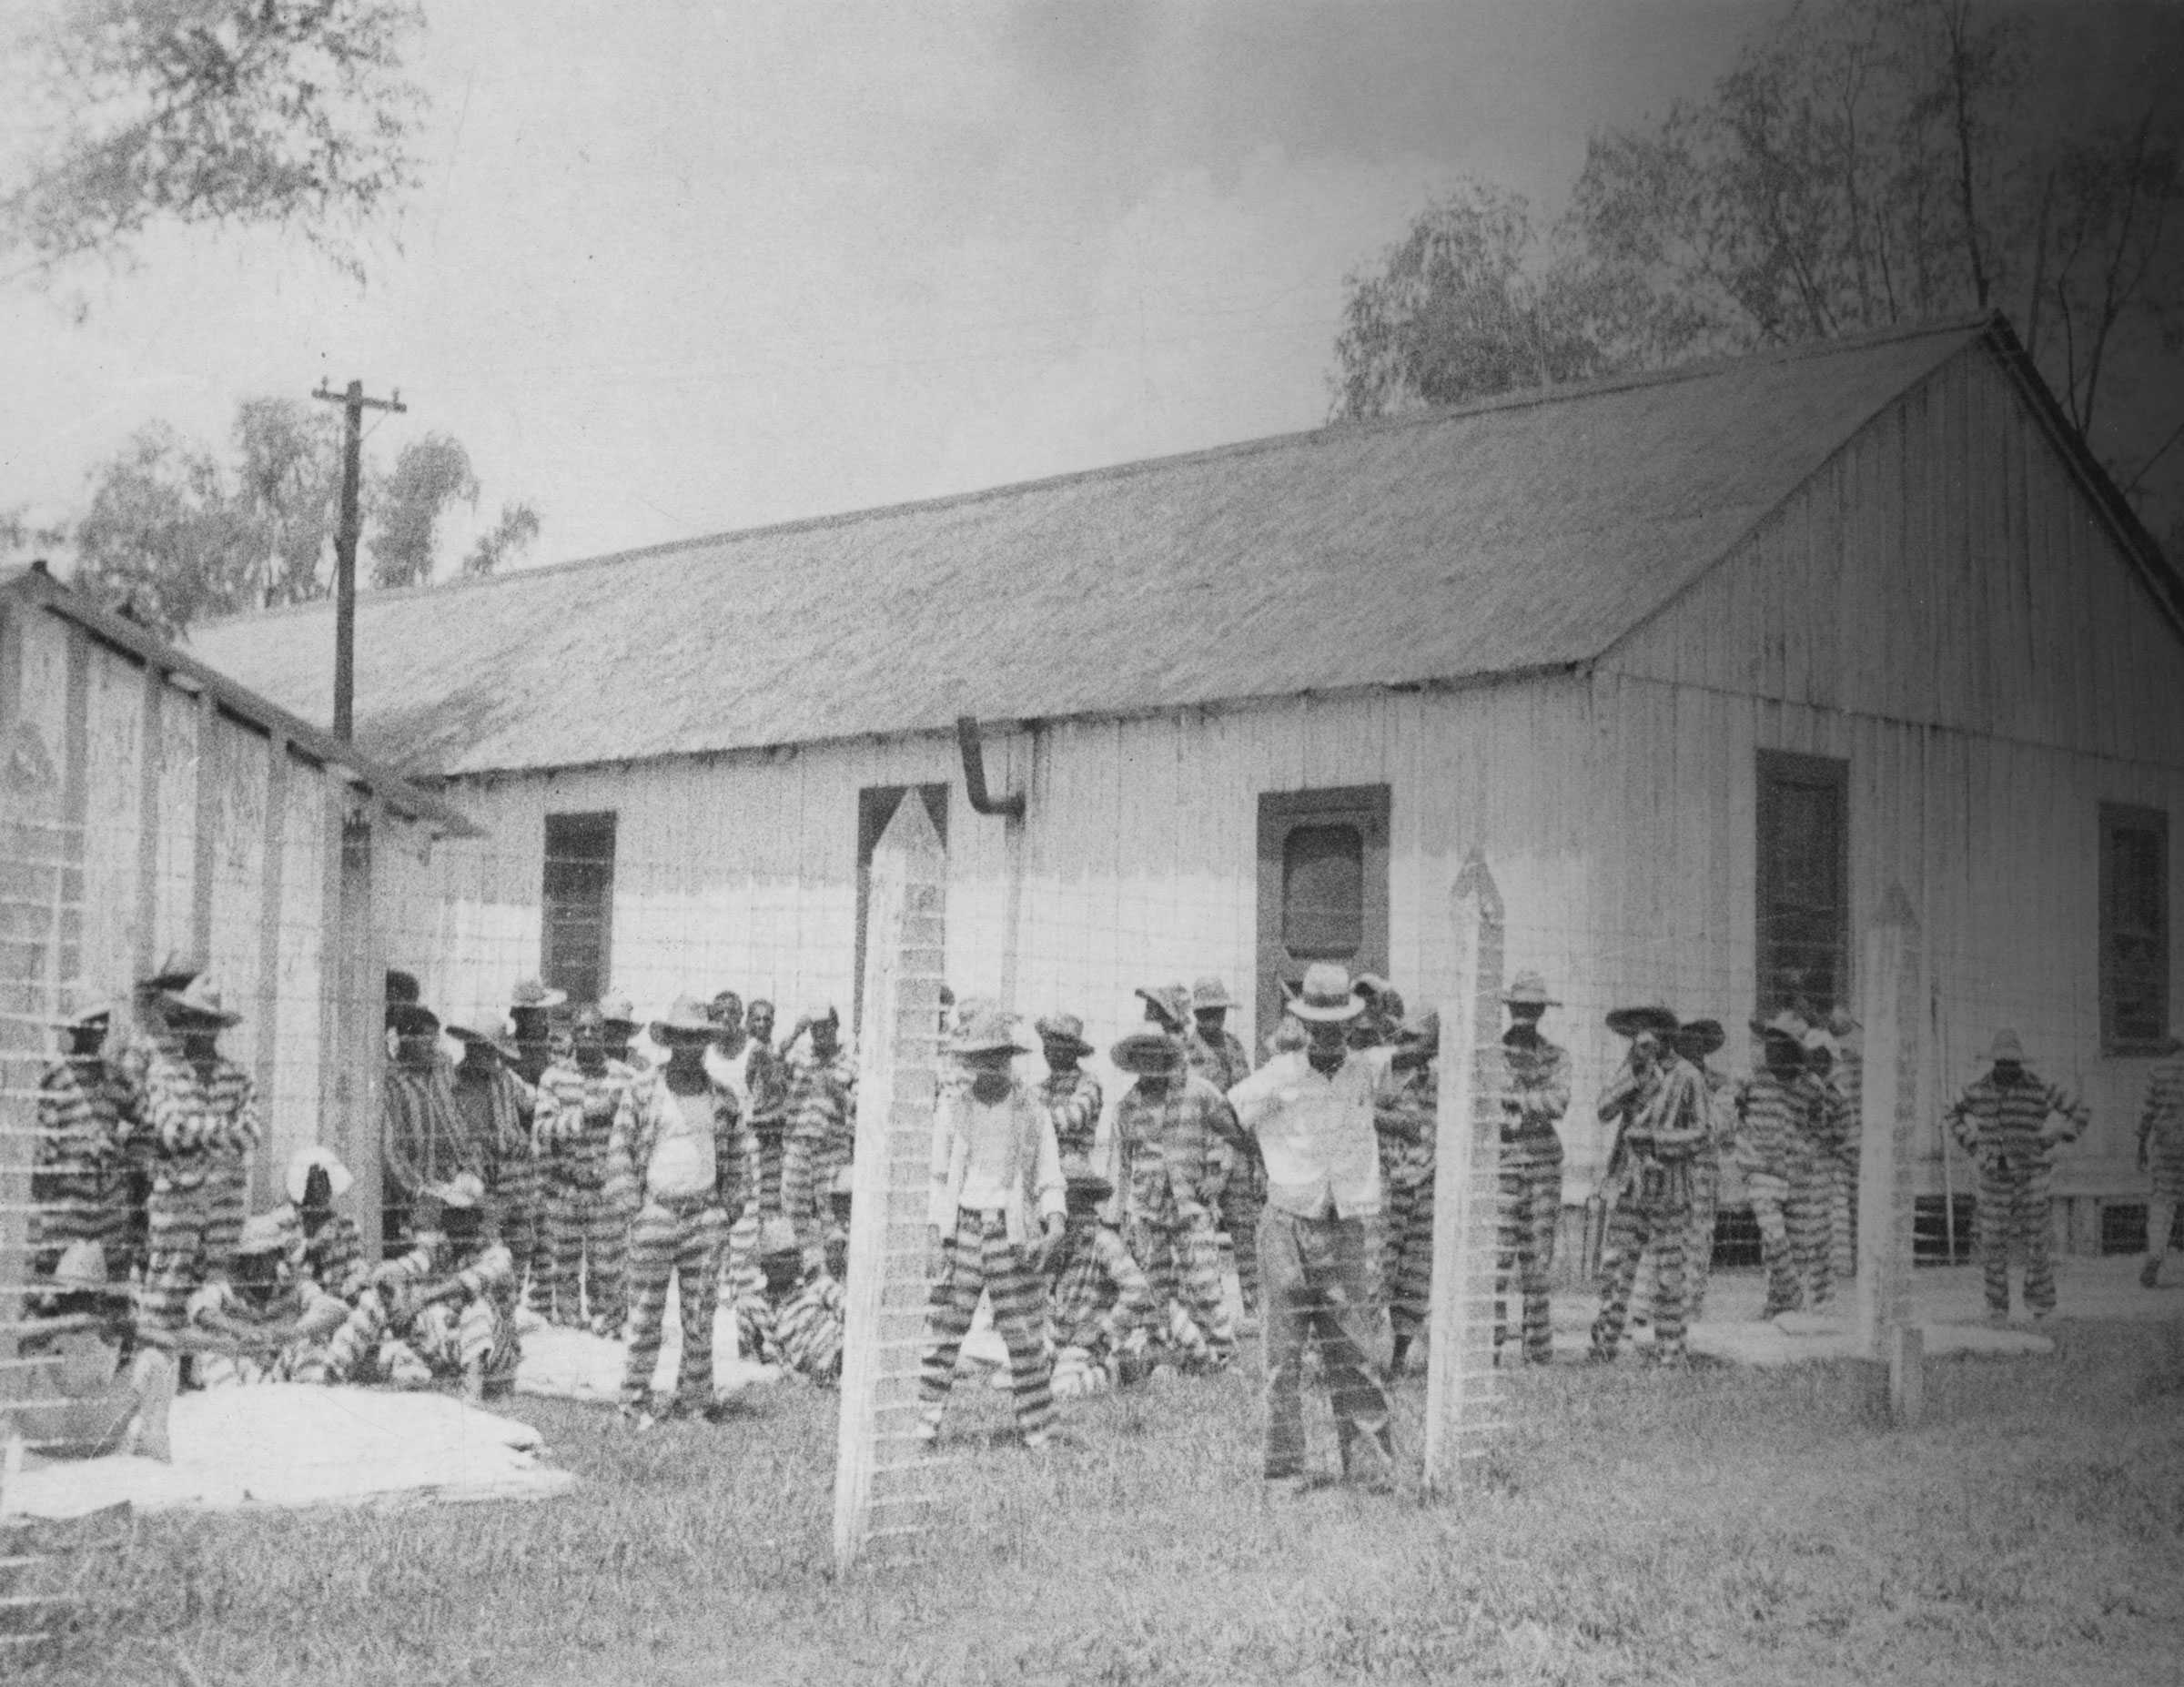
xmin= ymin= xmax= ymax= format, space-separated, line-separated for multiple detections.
xmin=74 ymin=421 xmax=259 ymax=633
xmin=2 ymin=0 xmax=429 ymax=286
xmin=366 ymin=434 xmax=478 ymax=590
xmin=1330 ymin=181 xmax=1624 ymax=418
xmin=463 ymin=502 xmax=541 ymax=579
xmin=231 ymin=396 xmax=340 ymax=606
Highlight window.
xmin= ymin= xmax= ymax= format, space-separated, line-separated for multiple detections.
xmin=1257 ymin=785 xmax=1390 ymax=1045
xmin=541 ymin=811 xmax=616 ymax=1005
xmin=1755 ymin=751 xmax=1849 ymax=1019
xmin=2100 ymin=803 xmax=2169 ymax=1054
xmin=854 ymin=784 xmax=949 ymax=1032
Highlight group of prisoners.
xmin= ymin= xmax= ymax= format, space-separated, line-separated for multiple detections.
xmin=20 ymin=943 xmax=2181 ymax=1470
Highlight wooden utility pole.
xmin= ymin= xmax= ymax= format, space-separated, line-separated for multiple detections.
xmin=310 ymin=379 xmax=405 ymax=741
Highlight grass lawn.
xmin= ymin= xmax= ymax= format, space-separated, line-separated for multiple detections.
xmin=19 ymin=1298 xmax=2184 ymax=1686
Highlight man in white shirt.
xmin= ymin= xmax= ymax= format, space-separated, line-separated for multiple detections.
xmin=1225 ymin=963 xmax=1402 ymax=1495
xmin=917 ymin=1006 xmax=1067 ymax=1451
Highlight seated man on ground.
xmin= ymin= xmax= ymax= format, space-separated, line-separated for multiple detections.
xmin=767 ymin=1217 xmax=848 ymax=1387
xmin=3 ymin=1240 xmax=175 ymax=1463
xmin=282 ymin=1145 xmax=369 ymax=1303
xmin=337 ymin=1176 xmax=521 ymax=1401
xmin=187 ymin=1212 xmax=352 ymax=1387
xmin=1047 ymin=1157 xmax=1153 ymax=1399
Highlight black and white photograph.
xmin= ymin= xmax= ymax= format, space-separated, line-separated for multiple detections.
xmin=3 ymin=3 xmax=2183 ymax=1682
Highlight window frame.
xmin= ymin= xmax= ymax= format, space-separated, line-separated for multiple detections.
xmin=1256 ymin=783 xmax=1390 ymax=1046
xmin=1754 ymin=749 xmax=1851 ymax=1020
xmin=541 ymin=809 xmax=617 ymax=1006
xmin=2098 ymin=801 xmax=2170 ymax=1056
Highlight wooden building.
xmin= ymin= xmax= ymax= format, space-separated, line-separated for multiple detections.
xmin=191 ymin=316 xmax=2184 ymax=1245
xmin=0 ymin=562 xmax=475 ymax=1247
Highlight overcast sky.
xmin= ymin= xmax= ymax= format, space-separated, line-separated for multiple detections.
xmin=1 ymin=0 xmax=2151 ymax=574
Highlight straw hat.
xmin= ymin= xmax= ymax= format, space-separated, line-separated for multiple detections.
xmin=163 ymin=974 xmax=242 ymax=1026
xmin=285 ymin=1145 xmax=354 ymax=1205
xmin=1749 ymin=1008 xmax=1809 ymax=1043
xmin=435 ymin=1172 xmax=487 ymax=1210
xmin=597 ymin=990 xmax=639 ymax=1029
xmin=652 ymin=995 xmax=720 ymax=1040
xmin=1189 ymin=976 xmax=1236 ymax=1013
xmin=1111 ymin=1030 xmax=1185 ymax=1075
xmin=1605 ymin=1004 xmax=1678 ymax=1039
xmin=1035 ymin=1012 xmax=1094 ymax=1057
xmin=1988 ymin=1028 xmax=2025 ymax=1063
xmin=233 ymin=1212 xmax=291 ymax=1258
xmin=1802 ymin=1026 xmax=1841 ymax=1062
xmin=50 ymin=1238 xmax=121 ymax=1297
xmin=1135 ymin=984 xmax=1191 ymax=1030
xmin=137 ymin=951 xmax=202 ymax=993
xmin=759 ymin=1217 xmax=800 ymax=1258
xmin=447 ymin=1015 xmax=519 ymax=1060
xmin=1502 ymin=970 xmax=1560 ymax=1008
xmin=64 ymin=998 xmax=116 ymax=1033
xmin=1290 ymin=963 xmax=1368 ymax=1024
xmin=953 ymin=1005 xmax=1028 ymax=1058
xmin=508 ymin=979 xmax=567 ymax=1011
xmin=1674 ymin=1018 xmax=1726 ymax=1059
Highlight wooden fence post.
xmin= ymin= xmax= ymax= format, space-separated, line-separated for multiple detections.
xmin=1422 ymin=850 xmax=1507 ymax=1495
xmin=834 ymin=795 xmax=946 ymax=1571
xmin=1855 ymin=884 xmax=1922 ymax=1422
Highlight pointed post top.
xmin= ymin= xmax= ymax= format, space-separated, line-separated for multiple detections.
xmin=1873 ymin=883 xmax=1919 ymax=933
xmin=1451 ymin=848 xmax=1504 ymax=919
xmin=872 ymin=789 xmax=945 ymax=867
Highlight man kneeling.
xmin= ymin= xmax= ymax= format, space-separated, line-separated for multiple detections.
xmin=333 ymin=1176 xmax=519 ymax=1401
xmin=187 ymin=1213 xmax=352 ymax=1385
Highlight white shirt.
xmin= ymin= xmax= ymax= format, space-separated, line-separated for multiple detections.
xmin=645 ymin=1089 xmax=717 ymax=1200
xmin=1227 ymin=1046 xmax=1398 ymax=1220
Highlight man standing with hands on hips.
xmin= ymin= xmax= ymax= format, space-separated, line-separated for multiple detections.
xmin=1224 ymin=963 xmax=1407 ymax=1497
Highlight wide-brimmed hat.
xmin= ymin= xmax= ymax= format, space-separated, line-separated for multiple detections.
xmin=1035 ymin=1012 xmax=1094 ymax=1057
xmin=1060 ymin=1155 xmax=1114 ymax=1203
xmin=386 ymin=1001 xmax=441 ymax=1037
xmin=597 ymin=990 xmax=639 ymax=1028
xmin=508 ymin=979 xmax=567 ymax=1012
xmin=163 ymin=974 xmax=243 ymax=1026
xmin=652 ymin=995 xmax=719 ymax=1039
xmin=1606 ymin=1004 xmax=1679 ymax=1039
xmin=234 ymin=1212 xmax=291 ymax=1258
xmin=759 ymin=1217 xmax=800 ymax=1258
xmin=51 ymin=1238 xmax=122 ymax=1297
xmin=385 ymin=968 xmax=421 ymax=1006
xmin=1987 ymin=1028 xmax=2025 ymax=1063
xmin=1189 ymin=976 xmax=1236 ymax=1013
xmin=1674 ymin=1018 xmax=1725 ymax=1059
xmin=1111 ymin=1030 xmax=1186 ymax=1075
xmin=1502 ymin=970 xmax=1560 ymax=1008
xmin=447 ymin=1014 xmax=519 ymax=1060
xmin=1290 ymin=963 xmax=1368 ymax=1023
xmin=954 ymin=1005 xmax=1028 ymax=1058
xmin=1749 ymin=1008 xmax=1809 ymax=1043
xmin=64 ymin=997 xmax=116 ymax=1031
xmin=1801 ymin=1026 xmax=1840 ymax=1062
xmin=1134 ymin=984 xmax=1191 ymax=1029
xmin=137 ymin=951 xmax=202 ymax=994
xmin=435 ymin=1172 xmax=487 ymax=1211
xmin=286 ymin=1145 xmax=354 ymax=1205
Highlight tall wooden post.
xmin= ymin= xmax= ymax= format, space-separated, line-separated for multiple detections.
xmin=834 ymin=796 xmax=946 ymax=1571
xmin=1423 ymin=850 xmax=1507 ymax=1494
xmin=1855 ymin=884 xmax=1922 ymax=1421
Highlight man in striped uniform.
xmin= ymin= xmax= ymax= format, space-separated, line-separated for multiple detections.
xmin=2139 ymin=1028 xmax=2184 ymax=1287
xmin=382 ymin=1002 xmax=482 ymax=1250
xmin=333 ymin=1176 xmax=520 ymax=1399
xmin=1734 ymin=1012 xmax=1823 ymax=1318
xmin=284 ymin=1146 xmax=369 ymax=1303
xmin=187 ymin=1213 xmax=353 ymax=1387
xmin=1375 ymin=1011 xmax=1438 ymax=1377
xmin=1947 ymin=1030 xmax=2088 ymax=1323
xmin=711 ymin=997 xmax=794 ymax=1349
xmin=1187 ymin=976 xmax=1263 ymax=1325
xmin=780 ymin=1004 xmax=857 ymax=1269
xmin=32 ymin=1002 xmax=136 ymax=1287
xmin=917 ymin=1007 xmax=1067 ymax=1450
xmin=1048 ymin=1157 xmax=1153 ymax=1398
xmin=1800 ymin=1024 xmax=1855 ymax=1300
xmin=1591 ymin=1005 xmax=1706 ymax=1363
xmin=507 ymin=978 xmax=565 ymax=1089
xmin=600 ymin=991 xmax=650 ymax=1074
xmin=134 ymin=975 xmax=262 ymax=1350
xmin=1226 ymin=964 xmax=1405 ymax=1494
xmin=447 ymin=1015 xmax=542 ymax=1302
xmin=609 ymin=995 xmax=751 ymax=1427
xmin=1035 ymin=1013 xmax=1103 ymax=1163
xmin=532 ymin=1004 xmax=639 ymax=1332
xmin=1497 ymin=973 xmax=1572 ymax=1365
xmin=1822 ymin=1007 xmax=1863 ymax=1285
xmin=1673 ymin=1019 xmax=1730 ymax=1324
xmin=1110 ymin=1029 xmax=1239 ymax=1370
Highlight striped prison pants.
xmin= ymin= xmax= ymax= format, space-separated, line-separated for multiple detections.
xmin=1259 ymin=1207 xmax=1392 ymax=1482
xmin=1746 ymin=1165 xmax=1832 ymax=1316
xmin=494 ymin=1156 xmax=546 ymax=1308
xmin=622 ymin=1198 xmax=729 ymax=1410
xmin=1125 ymin=1202 xmax=1234 ymax=1363
xmin=1976 ymin=1162 xmax=2056 ymax=1316
xmin=29 ymin=1162 xmax=135 ymax=1283
xmin=319 ymin=1288 xmax=519 ymax=1389
xmin=1683 ymin=1156 xmax=1721 ymax=1324
xmin=1592 ymin=1173 xmax=1690 ymax=1361
xmin=137 ymin=1175 xmax=223 ymax=1344
xmin=1494 ymin=1137 xmax=1562 ymax=1363
xmin=920 ymin=1208 xmax=1055 ymax=1440
xmin=1829 ymin=1145 xmax=1858 ymax=1287
xmin=532 ymin=1172 xmax=625 ymax=1328
xmin=1380 ymin=1174 xmax=1434 ymax=1346
xmin=1222 ymin=1159 xmax=1266 ymax=1314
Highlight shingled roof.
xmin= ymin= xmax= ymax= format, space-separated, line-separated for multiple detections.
xmin=191 ymin=317 xmax=2002 ymax=780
